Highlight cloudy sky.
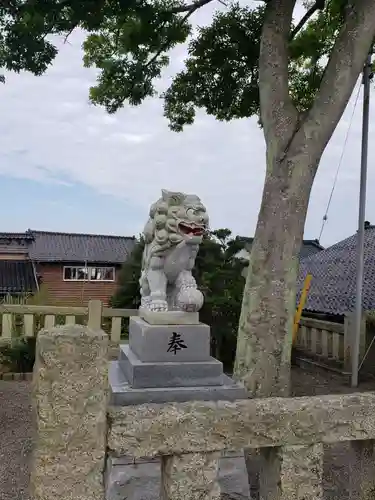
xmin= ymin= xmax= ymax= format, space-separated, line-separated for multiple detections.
xmin=0 ymin=2 xmax=373 ymax=247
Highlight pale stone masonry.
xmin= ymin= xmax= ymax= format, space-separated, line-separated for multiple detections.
xmin=29 ymin=323 xmax=375 ymax=500
xmin=108 ymin=393 xmax=375 ymax=457
xmin=347 ymin=440 xmax=375 ymax=500
xmin=161 ymin=452 xmax=221 ymax=500
xmin=30 ymin=325 xmax=108 ymax=500
xmin=259 ymin=444 xmax=324 ymax=500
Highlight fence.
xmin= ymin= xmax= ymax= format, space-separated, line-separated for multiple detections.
xmin=0 ymin=299 xmax=138 ymax=344
xmin=1 ymin=301 xmax=370 ymax=375
xmin=30 ymin=324 xmax=375 ymax=500
xmin=295 ymin=316 xmax=345 ymax=362
xmin=294 ymin=314 xmax=370 ymax=374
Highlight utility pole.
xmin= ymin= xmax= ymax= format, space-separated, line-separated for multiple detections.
xmin=351 ymin=51 xmax=373 ymax=387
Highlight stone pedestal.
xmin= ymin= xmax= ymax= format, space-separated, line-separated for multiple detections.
xmin=129 ymin=317 xmax=210 ymax=362
xmin=109 ymin=316 xmax=247 ymax=406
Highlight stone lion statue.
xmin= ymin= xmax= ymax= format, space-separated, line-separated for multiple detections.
xmin=139 ymin=189 xmax=209 ymax=313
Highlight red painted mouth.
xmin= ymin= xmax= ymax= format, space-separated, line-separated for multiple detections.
xmin=179 ymin=222 xmax=205 ymax=236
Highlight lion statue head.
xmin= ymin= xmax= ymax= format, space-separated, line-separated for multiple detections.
xmin=143 ymin=189 xmax=209 ymax=254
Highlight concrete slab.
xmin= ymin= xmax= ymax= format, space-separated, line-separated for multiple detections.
xmin=120 ymin=345 xmax=223 ymax=388
xmin=138 ymin=308 xmax=200 ymax=325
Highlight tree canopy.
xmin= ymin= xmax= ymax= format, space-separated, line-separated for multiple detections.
xmin=0 ymin=1 xmax=354 ymax=128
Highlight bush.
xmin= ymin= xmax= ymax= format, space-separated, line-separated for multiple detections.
xmin=0 ymin=337 xmax=36 ymax=373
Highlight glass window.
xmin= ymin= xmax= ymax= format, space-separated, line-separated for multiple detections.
xmin=90 ymin=267 xmax=115 ymax=281
xmin=63 ymin=266 xmax=115 ymax=281
xmin=63 ymin=267 xmax=73 ymax=280
xmin=77 ymin=267 xmax=89 ymax=280
xmin=63 ymin=267 xmax=79 ymax=280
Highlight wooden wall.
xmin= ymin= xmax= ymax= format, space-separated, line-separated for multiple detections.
xmin=35 ymin=263 xmax=121 ymax=306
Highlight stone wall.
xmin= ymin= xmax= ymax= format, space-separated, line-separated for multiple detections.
xmin=30 ymin=324 xmax=108 ymax=500
xmin=29 ymin=324 xmax=375 ymax=500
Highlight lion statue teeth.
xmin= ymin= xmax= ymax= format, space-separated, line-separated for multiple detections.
xmin=139 ymin=189 xmax=209 ymax=313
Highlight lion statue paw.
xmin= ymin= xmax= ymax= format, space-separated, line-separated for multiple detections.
xmin=149 ymin=300 xmax=169 ymax=312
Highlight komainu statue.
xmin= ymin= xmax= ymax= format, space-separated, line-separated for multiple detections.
xmin=139 ymin=189 xmax=209 ymax=313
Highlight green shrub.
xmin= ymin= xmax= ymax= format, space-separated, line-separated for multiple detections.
xmin=0 ymin=337 xmax=36 ymax=373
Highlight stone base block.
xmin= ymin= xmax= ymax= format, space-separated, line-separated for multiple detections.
xmin=109 ymin=361 xmax=248 ymax=405
xmin=138 ymin=307 xmax=200 ymax=325
xmin=120 ymin=345 xmax=223 ymax=389
xmin=105 ymin=451 xmax=250 ymax=500
xmin=129 ymin=317 xmax=211 ymax=362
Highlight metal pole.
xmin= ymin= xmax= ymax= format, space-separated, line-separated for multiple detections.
xmin=351 ymin=52 xmax=372 ymax=387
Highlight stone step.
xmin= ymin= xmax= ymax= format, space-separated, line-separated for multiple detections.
xmin=109 ymin=361 xmax=248 ymax=406
xmin=119 ymin=345 xmax=223 ymax=388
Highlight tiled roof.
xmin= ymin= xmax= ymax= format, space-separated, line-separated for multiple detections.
xmin=0 ymin=260 xmax=38 ymax=294
xmin=298 ymin=225 xmax=375 ymax=315
xmin=0 ymin=232 xmax=34 ymax=240
xmin=237 ymin=237 xmax=324 ymax=260
xmin=27 ymin=230 xmax=136 ymax=264
xmin=299 ymin=240 xmax=325 ymax=259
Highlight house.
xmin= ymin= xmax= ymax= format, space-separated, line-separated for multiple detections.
xmin=236 ymin=237 xmax=324 ymax=277
xmin=0 ymin=232 xmax=38 ymax=298
xmin=297 ymin=223 xmax=375 ymax=319
xmin=0 ymin=230 xmax=136 ymax=306
xmin=235 ymin=236 xmax=324 ymax=261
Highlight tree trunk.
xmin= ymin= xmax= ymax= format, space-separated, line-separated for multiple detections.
xmin=234 ymin=149 xmax=317 ymax=397
xmin=235 ymin=0 xmax=375 ymax=496
xmin=234 ymin=148 xmax=318 ymax=499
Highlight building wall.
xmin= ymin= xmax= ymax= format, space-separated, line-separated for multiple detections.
xmin=35 ymin=262 xmax=121 ymax=306
xmin=0 ymin=253 xmax=27 ymax=260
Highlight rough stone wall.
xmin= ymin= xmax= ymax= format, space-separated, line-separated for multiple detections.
xmin=28 ymin=324 xmax=375 ymax=500
xmin=108 ymin=392 xmax=375 ymax=457
xmin=30 ymin=324 xmax=108 ymax=500
xmin=161 ymin=452 xmax=221 ymax=500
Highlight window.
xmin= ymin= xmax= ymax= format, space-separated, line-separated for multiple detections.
xmin=90 ymin=267 xmax=115 ymax=281
xmin=63 ymin=266 xmax=115 ymax=282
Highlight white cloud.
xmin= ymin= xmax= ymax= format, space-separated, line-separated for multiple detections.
xmin=106 ymin=132 xmax=152 ymax=144
xmin=0 ymin=2 xmax=373 ymax=247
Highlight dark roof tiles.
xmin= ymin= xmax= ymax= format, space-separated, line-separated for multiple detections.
xmin=299 ymin=240 xmax=325 ymax=259
xmin=0 ymin=232 xmax=34 ymax=240
xmin=0 ymin=261 xmax=38 ymax=294
xmin=27 ymin=230 xmax=136 ymax=264
xmin=298 ymin=226 xmax=375 ymax=315
xmin=238 ymin=237 xmax=324 ymax=260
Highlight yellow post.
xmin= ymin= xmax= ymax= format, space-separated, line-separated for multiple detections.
xmin=292 ymin=273 xmax=312 ymax=345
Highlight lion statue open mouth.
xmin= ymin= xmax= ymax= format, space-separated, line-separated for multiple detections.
xmin=139 ymin=189 xmax=209 ymax=313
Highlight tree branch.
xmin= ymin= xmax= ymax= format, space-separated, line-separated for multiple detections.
xmin=145 ymin=1 xmax=206 ymax=69
xmin=1 ymin=0 xmax=19 ymax=15
xmin=289 ymin=0 xmax=325 ymax=40
xmin=302 ymin=0 xmax=375 ymax=160
xmin=259 ymin=0 xmax=299 ymax=154
xmin=169 ymin=0 xmax=216 ymax=14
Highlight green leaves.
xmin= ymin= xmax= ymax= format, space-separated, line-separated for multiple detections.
xmin=165 ymin=4 xmax=263 ymax=130
xmin=164 ymin=0 xmax=348 ymax=129
xmin=77 ymin=0 xmax=347 ymax=130
xmin=0 ymin=0 xmax=350 ymax=128
xmin=288 ymin=0 xmax=345 ymax=111
xmin=110 ymin=236 xmax=145 ymax=310
xmin=82 ymin=2 xmax=193 ymax=111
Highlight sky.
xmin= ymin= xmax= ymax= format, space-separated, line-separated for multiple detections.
xmin=0 ymin=2 xmax=374 ymax=247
